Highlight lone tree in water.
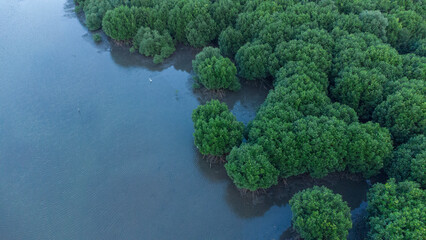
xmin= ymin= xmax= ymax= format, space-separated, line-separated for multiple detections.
xmin=289 ymin=186 xmax=352 ymax=240
xmin=192 ymin=100 xmax=244 ymax=160
xmin=225 ymin=143 xmax=279 ymax=192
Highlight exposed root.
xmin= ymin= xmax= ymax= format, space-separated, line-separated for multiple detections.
xmin=202 ymin=88 xmax=226 ymax=98
xmin=259 ymin=79 xmax=273 ymax=90
xmin=112 ymin=39 xmax=131 ymax=47
xmin=238 ymin=188 xmax=267 ymax=198
xmin=247 ymin=78 xmax=273 ymax=90
xmin=203 ymin=154 xmax=227 ymax=167
xmin=337 ymin=171 xmax=364 ymax=181
xmin=285 ymin=227 xmax=303 ymax=240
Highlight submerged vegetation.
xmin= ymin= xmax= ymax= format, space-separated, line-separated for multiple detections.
xmin=92 ymin=33 xmax=102 ymax=42
xmin=75 ymin=0 xmax=425 ymax=238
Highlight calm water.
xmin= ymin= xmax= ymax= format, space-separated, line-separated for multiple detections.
xmin=0 ymin=1 xmax=368 ymax=239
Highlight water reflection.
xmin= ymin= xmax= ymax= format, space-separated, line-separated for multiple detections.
xmin=63 ymin=0 xmax=77 ymax=18
xmin=192 ymin=80 xmax=271 ymax=124
xmin=280 ymin=225 xmax=299 ymax=240
xmin=224 ymin=173 xmax=368 ymax=219
xmin=194 ymin=140 xmax=368 ymax=239
xmin=193 ymin=147 xmax=230 ymax=183
xmin=110 ymin=44 xmax=197 ymax=73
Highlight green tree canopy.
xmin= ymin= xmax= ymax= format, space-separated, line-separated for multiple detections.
xmin=402 ymin=54 xmax=426 ymax=80
xmin=218 ymin=27 xmax=245 ymax=59
xmin=383 ymin=77 xmax=425 ymax=98
xmin=83 ymin=0 xmax=116 ymax=31
xmin=249 ymin=113 xmax=391 ymax=179
xmin=262 ymin=77 xmax=330 ymax=117
xmin=192 ymin=100 xmax=244 ymax=156
xmin=102 ymin=6 xmax=139 ymax=40
xmin=414 ymin=39 xmax=426 ymax=57
xmin=331 ymin=67 xmax=387 ymax=121
xmin=320 ymin=103 xmax=359 ymax=124
xmin=192 ymin=47 xmax=221 ymax=76
xmin=235 ymin=41 xmax=272 ymax=80
xmin=196 ymin=56 xmax=240 ymax=91
xmin=225 ymin=143 xmax=279 ymax=191
xmin=290 ymin=186 xmax=352 ymax=240
xmin=296 ymin=28 xmax=335 ymax=53
xmin=390 ymin=10 xmax=426 ymax=53
xmin=275 ymin=61 xmax=329 ymax=92
xmin=386 ymin=135 xmax=426 ymax=188
xmin=333 ymin=13 xmax=362 ymax=34
xmin=132 ymin=27 xmax=175 ymax=63
xmin=373 ymin=87 xmax=425 ymax=145
xmin=257 ymin=13 xmax=295 ymax=47
xmin=364 ymin=44 xmax=403 ymax=79
xmin=359 ymin=10 xmax=388 ymax=41
xmin=332 ymin=32 xmax=381 ymax=76
xmin=269 ymin=40 xmax=331 ymax=77
xmin=367 ymin=180 xmax=426 ymax=240
xmin=167 ymin=0 xmax=216 ymax=46
xmin=211 ymin=0 xmax=242 ymax=31
xmin=185 ymin=14 xmax=217 ymax=48
xmin=346 ymin=122 xmax=393 ymax=177
xmin=235 ymin=1 xmax=282 ymax=40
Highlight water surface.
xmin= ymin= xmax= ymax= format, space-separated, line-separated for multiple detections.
xmin=0 ymin=1 xmax=368 ymax=239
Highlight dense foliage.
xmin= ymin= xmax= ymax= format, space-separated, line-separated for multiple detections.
xmin=367 ymin=180 xmax=426 ymax=239
xmin=102 ymin=6 xmax=139 ymax=41
xmin=359 ymin=10 xmax=388 ymax=41
xmin=249 ymin=115 xmax=392 ymax=179
xmin=78 ymin=0 xmax=426 ymax=68
xmin=225 ymin=144 xmax=279 ymax=191
xmin=235 ymin=41 xmax=272 ymax=80
xmin=386 ymin=135 xmax=426 ymax=187
xmin=218 ymin=27 xmax=244 ymax=59
xmin=331 ymin=67 xmax=387 ymax=121
xmin=168 ymin=0 xmax=217 ymax=47
xmin=132 ymin=27 xmax=175 ymax=63
xmin=269 ymin=39 xmax=332 ymax=76
xmin=192 ymin=100 xmax=244 ymax=157
xmin=82 ymin=0 xmax=116 ymax=31
xmin=373 ymin=87 xmax=425 ymax=145
xmin=289 ymin=186 xmax=352 ymax=240
xmin=192 ymin=47 xmax=221 ymax=77
xmin=195 ymin=56 xmax=240 ymax=91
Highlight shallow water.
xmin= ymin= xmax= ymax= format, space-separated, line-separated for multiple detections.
xmin=0 ymin=1 xmax=368 ymax=239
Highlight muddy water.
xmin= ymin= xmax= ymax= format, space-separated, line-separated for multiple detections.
xmin=0 ymin=1 xmax=368 ymax=239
